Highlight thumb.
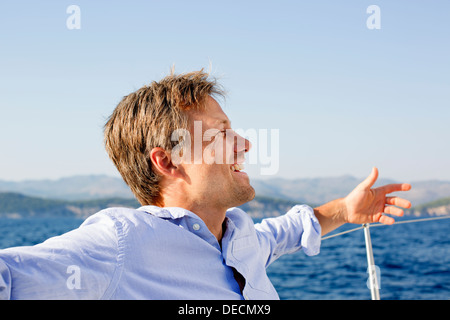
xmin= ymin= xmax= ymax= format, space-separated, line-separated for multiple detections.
xmin=358 ymin=167 xmax=378 ymax=190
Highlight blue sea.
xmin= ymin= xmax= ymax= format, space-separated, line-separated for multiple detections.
xmin=0 ymin=216 xmax=449 ymax=300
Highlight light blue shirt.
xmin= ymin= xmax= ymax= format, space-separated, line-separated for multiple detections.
xmin=0 ymin=204 xmax=321 ymax=300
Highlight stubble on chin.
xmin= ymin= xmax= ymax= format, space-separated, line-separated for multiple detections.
xmin=231 ymin=183 xmax=255 ymax=207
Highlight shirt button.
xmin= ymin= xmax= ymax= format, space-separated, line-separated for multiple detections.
xmin=192 ymin=223 xmax=200 ymax=231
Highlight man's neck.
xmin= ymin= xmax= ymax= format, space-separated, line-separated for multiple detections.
xmin=201 ymin=210 xmax=226 ymax=242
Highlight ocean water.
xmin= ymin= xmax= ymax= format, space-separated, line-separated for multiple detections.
xmin=267 ymin=217 xmax=450 ymax=300
xmin=0 ymin=216 xmax=449 ymax=300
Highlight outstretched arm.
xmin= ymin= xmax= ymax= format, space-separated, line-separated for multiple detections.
xmin=313 ymin=167 xmax=412 ymax=236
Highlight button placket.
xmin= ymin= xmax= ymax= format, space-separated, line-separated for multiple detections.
xmin=184 ymin=217 xmax=221 ymax=250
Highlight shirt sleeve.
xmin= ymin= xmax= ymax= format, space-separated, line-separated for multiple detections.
xmin=254 ymin=205 xmax=322 ymax=268
xmin=0 ymin=211 xmax=124 ymax=300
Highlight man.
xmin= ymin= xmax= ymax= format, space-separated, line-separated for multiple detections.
xmin=0 ymin=70 xmax=411 ymax=299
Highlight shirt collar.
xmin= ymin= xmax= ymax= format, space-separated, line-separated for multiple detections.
xmin=137 ymin=205 xmax=202 ymax=220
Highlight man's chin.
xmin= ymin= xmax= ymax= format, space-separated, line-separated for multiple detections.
xmin=232 ymin=184 xmax=256 ymax=207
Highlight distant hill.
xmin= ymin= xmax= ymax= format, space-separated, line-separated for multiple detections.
xmin=1 ymin=191 xmax=449 ymax=220
xmin=0 ymin=175 xmax=134 ymax=201
xmin=0 ymin=192 xmax=297 ymax=219
xmin=250 ymin=176 xmax=450 ymax=206
xmin=1 ymin=174 xmax=449 ymax=207
xmin=0 ymin=192 xmax=139 ymax=219
xmin=238 ymin=196 xmax=298 ymax=219
xmin=409 ymin=196 xmax=450 ymax=217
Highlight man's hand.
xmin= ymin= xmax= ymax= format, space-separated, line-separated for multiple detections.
xmin=314 ymin=167 xmax=412 ymax=236
xmin=343 ymin=167 xmax=412 ymax=225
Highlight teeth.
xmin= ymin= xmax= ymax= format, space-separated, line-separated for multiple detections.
xmin=230 ymin=164 xmax=245 ymax=172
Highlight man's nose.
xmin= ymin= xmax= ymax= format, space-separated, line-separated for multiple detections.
xmin=234 ymin=133 xmax=252 ymax=154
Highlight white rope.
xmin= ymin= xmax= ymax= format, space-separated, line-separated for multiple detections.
xmin=321 ymin=226 xmax=365 ymax=240
xmin=321 ymin=215 xmax=450 ymax=241
xmin=370 ymin=215 xmax=450 ymax=227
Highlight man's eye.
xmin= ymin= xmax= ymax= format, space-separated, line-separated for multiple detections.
xmin=214 ymin=130 xmax=226 ymax=138
xmin=214 ymin=129 xmax=233 ymax=140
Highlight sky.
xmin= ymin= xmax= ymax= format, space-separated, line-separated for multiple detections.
xmin=0 ymin=0 xmax=449 ymax=183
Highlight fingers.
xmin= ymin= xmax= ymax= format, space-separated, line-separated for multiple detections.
xmin=386 ymin=196 xmax=411 ymax=209
xmin=377 ymin=207 xmax=402 ymax=225
xmin=379 ymin=215 xmax=395 ymax=225
xmin=378 ymin=183 xmax=412 ymax=195
xmin=378 ymin=185 xmax=412 ymax=226
xmin=384 ymin=205 xmax=404 ymax=216
xmin=358 ymin=167 xmax=379 ymax=189
xmin=378 ymin=204 xmax=405 ymax=225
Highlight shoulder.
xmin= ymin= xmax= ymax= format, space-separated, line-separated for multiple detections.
xmin=226 ymin=207 xmax=255 ymax=231
xmin=83 ymin=206 xmax=159 ymax=227
xmin=81 ymin=206 xmax=162 ymax=238
xmin=226 ymin=206 xmax=251 ymax=220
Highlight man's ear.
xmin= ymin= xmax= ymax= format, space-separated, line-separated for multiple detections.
xmin=149 ymin=147 xmax=179 ymax=177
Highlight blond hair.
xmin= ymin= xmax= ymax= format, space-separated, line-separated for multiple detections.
xmin=104 ymin=69 xmax=224 ymax=206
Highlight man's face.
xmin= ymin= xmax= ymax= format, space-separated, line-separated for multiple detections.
xmin=179 ymin=96 xmax=255 ymax=209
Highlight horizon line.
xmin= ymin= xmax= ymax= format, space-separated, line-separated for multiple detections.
xmin=0 ymin=173 xmax=449 ymax=183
